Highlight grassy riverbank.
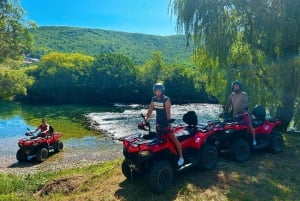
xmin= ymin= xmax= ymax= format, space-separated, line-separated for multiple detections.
xmin=1 ymin=133 xmax=299 ymax=201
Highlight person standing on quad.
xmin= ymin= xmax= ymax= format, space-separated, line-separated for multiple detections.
xmin=30 ymin=118 xmax=50 ymax=138
xmin=145 ymin=83 xmax=184 ymax=166
xmin=224 ymin=80 xmax=257 ymax=146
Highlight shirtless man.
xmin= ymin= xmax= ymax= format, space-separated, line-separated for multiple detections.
xmin=224 ymin=80 xmax=256 ymax=146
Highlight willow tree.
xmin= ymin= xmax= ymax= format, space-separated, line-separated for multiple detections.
xmin=170 ymin=0 xmax=300 ymax=129
xmin=0 ymin=0 xmax=34 ymax=100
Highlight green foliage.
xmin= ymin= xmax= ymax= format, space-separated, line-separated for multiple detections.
xmin=27 ymin=52 xmax=95 ymax=103
xmin=29 ymin=26 xmax=193 ymax=64
xmin=90 ymin=53 xmax=138 ymax=103
xmin=137 ymin=51 xmax=211 ymax=103
xmin=0 ymin=0 xmax=34 ymax=101
xmin=138 ymin=51 xmax=165 ymax=87
xmin=0 ymin=0 xmax=33 ymax=62
xmin=0 ymin=67 xmax=34 ymax=100
xmin=170 ymin=0 xmax=300 ymax=127
xmin=163 ymin=63 xmax=209 ymax=103
xmin=24 ymin=51 xmax=211 ymax=104
xmin=27 ymin=52 xmax=140 ymax=104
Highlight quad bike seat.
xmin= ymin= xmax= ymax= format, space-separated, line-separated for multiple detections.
xmin=251 ymin=105 xmax=266 ymax=127
xmin=183 ymin=111 xmax=198 ymax=126
xmin=252 ymin=105 xmax=266 ymax=120
xmin=175 ymin=126 xmax=196 ymax=141
xmin=46 ymin=125 xmax=54 ymax=138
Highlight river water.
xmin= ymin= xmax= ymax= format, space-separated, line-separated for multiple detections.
xmin=0 ymin=102 xmax=220 ymax=167
xmin=86 ymin=103 xmax=221 ymax=139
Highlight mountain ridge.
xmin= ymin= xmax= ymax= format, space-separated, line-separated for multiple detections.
xmin=30 ymin=26 xmax=193 ymax=64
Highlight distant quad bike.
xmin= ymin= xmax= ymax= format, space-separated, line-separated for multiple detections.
xmin=16 ymin=126 xmax=63 ymax=163
xmin=121 ymin=111 xmax=219 ymax=193
xmin=207 ymin=105 xmax=284 ymax=162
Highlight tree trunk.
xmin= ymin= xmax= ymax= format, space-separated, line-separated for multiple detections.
xmin=275 ymin=96 xmax=295 ymax=131
xmin=275 ymin=63 xmax=298 ymax=131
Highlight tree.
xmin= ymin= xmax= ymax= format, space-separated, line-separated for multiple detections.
xmin=163 ymin=63 xmax=209 ymax=103
xmin=170 ymin=0 xmax=300 ymax=129
xmin=0 ymin=68 xmax=34 ymax=100
xmin=27 ymin=52 xmax=95 ymax=103
xmin=91 ymin=53 xmax=138 ymax=103
xmin=0 ymin=0 xmax=34 ymax=100
xmin=0 ymin=0 xmax=33 ymax=61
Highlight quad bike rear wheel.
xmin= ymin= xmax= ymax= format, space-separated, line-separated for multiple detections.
xmin=197 ymin=144 xmax=218 ymax=170
xmin=36 ymin=147 xmax=48 ymax=162
xmin=146 ymin=161 xmax=173 ymax=193
xmin=16 ymin=149 xmax=27 ymax=162
xmin=269 ymin=131 xmax=284 ymax=154
xmin=230 ymin=139 xmax=250 ymax=162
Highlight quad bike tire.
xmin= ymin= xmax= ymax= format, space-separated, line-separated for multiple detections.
xmin=36 ymin=147 xmax=48 ymax=162
xmin=121 ymin=160 xmax=140 ymax=180
xmin=16 ymin=149 xmax=27 ymax=162
xmin=197 ymin=144 xmax=218 ymax=170
xmin=230 ymin=138 xmax=250 ymax=162
xmin=268 ymin=131 xmax=284 ymax=154
xmin=54 ymin=141 xmax=64 ymax=153
xmin=146 ymin=160 xmax=173 ymax=193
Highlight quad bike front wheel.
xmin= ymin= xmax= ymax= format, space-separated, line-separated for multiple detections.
xmin=197 ymin=144 xmax=218 ymax=170
xmin=269 ymin=131 xmax=284 ymax=154
xmin=230 ymin=138 xmax=250 ymax=162
xmin=121 ymin=160 xmax=140 ymax=180
xmin=16 ymin=149 xmax=27 ymax=162
xmin=146 ymin=161 xmax=173 ymax=193
xmin=36 ymin=147 xmax=48 ymax=162
xmin=54 ymin=141 xmax=64 ymax=153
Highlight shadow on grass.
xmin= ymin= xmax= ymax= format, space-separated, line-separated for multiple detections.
xmin=7 ymin=152 xmax=59 ymax=169
xmin=114 ymin=167 xmax=219 ymax=201
xmin=115 ymin=134 xmax=300 ymax=201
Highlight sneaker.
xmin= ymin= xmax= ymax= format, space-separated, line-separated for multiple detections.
xmin=253 ymin=140 xmax=257 ymax=146
xmin=178 ymin=157 xmax=184 ymax=166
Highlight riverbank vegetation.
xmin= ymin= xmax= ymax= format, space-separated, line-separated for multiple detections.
xmin=20 ymin=51 xmax=212 ymax=105
xmin=0 ymin=133 xmax=299 ymax=201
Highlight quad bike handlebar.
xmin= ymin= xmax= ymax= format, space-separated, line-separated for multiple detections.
xmin=139 ymin=114 xmax=151 ymax=131
xmin=138 ymin=113 xmax=175 ymax=132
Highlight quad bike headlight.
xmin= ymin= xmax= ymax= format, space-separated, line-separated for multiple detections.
xmin=138 ymin=151 xmax=151 ymax=157
xmin=225 ymin=129 xmax=234 ymax=134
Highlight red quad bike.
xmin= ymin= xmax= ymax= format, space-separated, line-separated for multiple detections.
xmin=16 ymin=126 xmax=64 ymax=163
xmin=207 ymin=105 xmax=284 ymax=162
xmin=121 ymin=111 xmax=219 ymax=193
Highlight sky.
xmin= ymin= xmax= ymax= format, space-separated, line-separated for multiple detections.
xmin=20 ymin=0 xmax=178 ymax=36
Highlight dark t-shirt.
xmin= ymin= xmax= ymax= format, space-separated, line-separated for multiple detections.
xmin=152 ymin=95 xmax=169 ymax=130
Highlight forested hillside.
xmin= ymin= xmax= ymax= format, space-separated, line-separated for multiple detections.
xmin=30 ymin=26 xmax=193 ymax=64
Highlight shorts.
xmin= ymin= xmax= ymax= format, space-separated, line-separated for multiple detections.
xmin=156 ymin=127 xmax=172 ymax=135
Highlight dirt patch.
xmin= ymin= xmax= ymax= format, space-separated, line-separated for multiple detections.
xmin=36 ymin=175 xmax=88 ymax=197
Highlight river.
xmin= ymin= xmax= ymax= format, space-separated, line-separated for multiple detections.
xmin=86 ymin=103 xmax=221 ymax=139
xmin=0 ymin=102 xmax=220 ymax=171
